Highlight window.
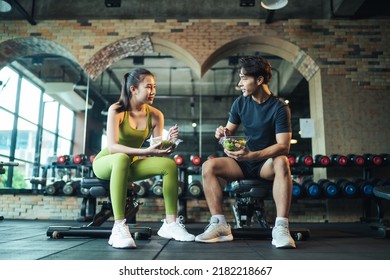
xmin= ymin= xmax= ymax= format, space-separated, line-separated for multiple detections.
xmin=0 ymin=67 xmax=18 ymax=112
xmin=0 ymin=65 xmax=75 ymax=190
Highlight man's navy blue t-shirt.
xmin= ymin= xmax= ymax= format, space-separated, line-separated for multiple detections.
xmin=228 ymin=94 xmax=292 ymax=152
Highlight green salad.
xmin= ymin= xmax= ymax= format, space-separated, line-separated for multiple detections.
xmin=160 ymin=140 xmax=175 ymax=150
xmin=222 ymin=138 xmax=247 ymax=151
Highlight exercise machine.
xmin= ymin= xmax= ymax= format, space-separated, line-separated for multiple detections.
xmin=0 ymin=161 xmax=19 ymax=221
xmin=230 ymin=179 xmax=311 ymax=240
xmin=372 ymin=184 xmax=390 ymax=238
xmin=46 ymin=177 xmax=152 ymax=239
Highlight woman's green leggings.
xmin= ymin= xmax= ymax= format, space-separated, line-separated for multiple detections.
xmin=92 ymin=152 xmax=179 ymax=220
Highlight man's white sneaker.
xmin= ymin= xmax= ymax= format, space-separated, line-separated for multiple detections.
xmin=195 ymin=217 xmax=233 ymax=243
xmin=157 ymin=216 xmax=195 ymax=241
xmin=271 ymin=220 xmax=296 ymax=249
xmin=108 ymin=219 xmax=137 ymax=249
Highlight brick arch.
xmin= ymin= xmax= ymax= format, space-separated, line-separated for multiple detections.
xmin=84 ymin=36 xmax=154 ymax=80
xmin=84 ymin=35 xmax=202 ymax=80
xmin=0 ymin=37 xmax=79 ymax=70
xmin=202 ymin=36 xmax=319 ymax=81
xmin=150 ymin=36 xmax=202 ymax=78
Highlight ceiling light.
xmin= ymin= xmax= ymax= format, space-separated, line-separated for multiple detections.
xmin=105 ymin=0 xmax=121 ymax=8
xmin=240 ymin=0 xmax=255 ymax=7
xmin=0 ymin=1 xmax=12 ymax=13
xmin=261 ymin=0 xmax=288 ymax=10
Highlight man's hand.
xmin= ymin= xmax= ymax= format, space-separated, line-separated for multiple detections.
xmin=224 ymin=147 xmax=252 ymax=161
xmin=215 ymin=126 xmax=230 ymax=140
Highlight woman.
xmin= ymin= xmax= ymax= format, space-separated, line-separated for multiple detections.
xmin=92 ymin=68 xmax=194 ymax=249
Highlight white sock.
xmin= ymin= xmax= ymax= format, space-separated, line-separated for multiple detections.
xmin=212 ymin=215 xmax=227 ymax=226
xmin=275 ymin=217 xmax=288 ymax=225
xmin=115 ymin=219 xmax=125 ymax=225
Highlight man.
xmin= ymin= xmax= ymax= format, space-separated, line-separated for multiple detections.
xmin=195 ymin=56 xmax=296 ymax=249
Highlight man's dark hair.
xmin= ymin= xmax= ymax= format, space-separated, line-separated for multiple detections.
xmin=239 ymin=56 xmax=272 ymax=84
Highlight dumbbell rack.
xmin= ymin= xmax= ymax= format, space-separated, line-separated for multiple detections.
xmin=289 ymin=153 xmax=390 ymax=224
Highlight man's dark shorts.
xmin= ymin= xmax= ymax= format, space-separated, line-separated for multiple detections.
xmin=236 ymin=159 xmax=268 ymax=179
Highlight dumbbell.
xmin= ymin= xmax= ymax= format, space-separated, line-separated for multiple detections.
xmin=380 ymin=154 xmax=390 ymax=166
xmin=45 ymin=180 xmax=66 ymax=195
xmin=296 ymin=154 xmax=313 ymax=167
xmin=336 ymin=178 xmax=358 ymax=198
xmin=318 ymin=179 xmax=339 ymax=198
xmin=178 ymin=181 xmax=184 ymax=197
xmin=314 ymin=154 xmax=331 ymax=167
xmin=314 ymin=155 xmax=331 ymax=167
xmin=353 ymin=178 xmax=374 ymax=197
xmin=330 ymin=154 xmax=348 ymax=167
xmin=287 ymin=153 xmax=297 ymax=166
xmin=136 ymin=181 xmax=148 ymax=197
xmin=347 ymin=154 xmax=365 ymax=167
xmin=187 ymin=179 xmax=203 ymax=198
xmin=363 ymin=154 xmax=383 ymax=167
xmin=62 ymin=180 xmax=80 ymax=195
xmin=149 ymin=179 xmax=163 ymax=197
xmin=301 ymin=179 xmax=321 ymax=198
xmin=292 ymin=180 xmax=303 ymax=198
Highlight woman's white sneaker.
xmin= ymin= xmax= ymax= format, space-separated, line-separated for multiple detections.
xmin=108 ymin=219 xmax=137 ymax=249
xmin=157 ymin=216 xmax=195 ymax=241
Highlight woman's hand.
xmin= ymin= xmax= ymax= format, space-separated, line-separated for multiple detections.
xmin=146 ymin=142 xmax=175 ymax=156
xmin=167 ymin=124 xmax=179 ymax=140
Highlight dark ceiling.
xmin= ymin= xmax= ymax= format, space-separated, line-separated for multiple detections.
xmin=1 ymin=0 xmax=389 ymax=155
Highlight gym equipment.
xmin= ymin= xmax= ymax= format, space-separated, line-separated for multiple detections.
xmin=301 ymin=178 xmax=321 ymax=198
xmin=149 ymin=179 xmax=163 ymax=197
xmin=372 ymin=184 xmax=390 ymax=238
xmin=330 ymin=154 xmax=348 ymax=166
xmin=292 ymin=180 xmax=304 ymax=198
xmin=0 ymin=161 xmax=19 ymax=220
xmin=187 ymin=154 xmax=202 ymax=173
xmin=318 ymin=179 xmax=339 ymax=198
xmin=187 ymin=179 xmax=203 ymax=198
xmin=45 ymin=180 xmax=65 ymax=195
xmin=380 ymin=154 xmax=390 ymax=166
xmin=173 ymin=154 xmax=184 ymax=166
xmin=363 ymin=154 xmax=383 ymax=167
xmin=230 ymin=179 xmax=310 ymax=240
xmin=353 ymin=178 xmax=374 ymax=197
xmin=46 ymin=177 xmax=152 ymax=240
xmin=314 ymin=154 xmax=331 ymax=167
xmin=336 ymin=178 xmax=358 ymax=198
xmin=347 ymin=154 xmax=365 ymax=167
xmin=287 ymin=153 xmax=297 ymax=166
xmin=296 ymin=154 xmax=313 ymax=167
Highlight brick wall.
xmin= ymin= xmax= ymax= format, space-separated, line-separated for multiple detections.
xmin=0 ymin=193 xmax=382 ymax=224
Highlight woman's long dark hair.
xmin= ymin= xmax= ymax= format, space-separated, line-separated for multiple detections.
xmin=116 ymin=67 xmax=154 ymax=112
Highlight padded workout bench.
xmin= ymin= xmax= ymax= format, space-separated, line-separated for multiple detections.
xmin=372 ymin=184 xmax=390 ymax=238
xmin=230 ymin=179 xmax=310 ymax=241
xmin=46 ymin=177 xmax=152 ymax=240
